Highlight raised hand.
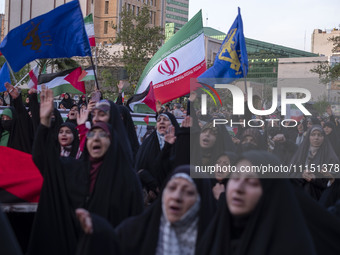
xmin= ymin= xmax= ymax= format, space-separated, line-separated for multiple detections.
xmin=75 ymin=208 xmax=93 ymax=234
xmin=77 ymin=107 xmax=90 ymax=126
xmin=164 ymin=125 xmax=176 ymax=145
xmin=5 ymin=82 xmax=20 ymax=99
xmin=181 ymin=116 xmax=192 ymax=128
xmin=39 ymin=85 xmax=54 ymax=127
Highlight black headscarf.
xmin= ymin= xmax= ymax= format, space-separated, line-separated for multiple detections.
xmin=1 ymin=94 xmax=34 ymax=153
xmin=294 ymin=184 xmax=340 ymax=255
xmin=57 ymin=122 xmax=80 ymax=158
xmin=290 ymin=125 xmax=339 ymax=200
xmin=324 ymin=121 xmax=340 ymax=157
xmin=29 ymin=120 xmax=143 ymax=255
xmin=118 ymin=105 xmax=140 ymax=162
xmin=197 ymin=151 xmax=317 ymax=255
xmin=60 ymin=93 xmax=74 ymax=109
xmin=135 ymin=112 xmax=180 ymax=190
xmin=77 ymin=165 xmax=216 ymax=255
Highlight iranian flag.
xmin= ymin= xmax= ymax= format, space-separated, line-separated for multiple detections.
xmin=130 ymin=10 xmax=206 ymax=111
xmin=84 ymin=13 xmax=95 ymax=47
xmin=27 ymin=65 xmax=40 ymax=89
xmin=37 ymin=67 xmax=86 ymax=96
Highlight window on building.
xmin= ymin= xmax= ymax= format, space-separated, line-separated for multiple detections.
xmin=150 ymin=11 xmax=153 ymax=24
xmin=151 ymin=0 xmax=153 ymax=5
xmin=105 ymin=1 xmax=109 ymax=14
xmin=154 ymin=11 xmax=156 ymax=24
xmin=132 ymin=5 xmax=135 ymax=15
xmin=154 ymin=0 xmax=156 ymax=6
xmin=104 ymin=21 xmax=108 ymax=34
xmin=128 ymin=4 xmax=131 ymax=11
xmin=137 ymin=7 xmax=140 ymax=16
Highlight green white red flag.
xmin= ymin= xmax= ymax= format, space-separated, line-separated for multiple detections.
xmin=84 ymin=13 xmax=95 ymax=47
xmin=130 ymin=10 xmax=206 ymax=111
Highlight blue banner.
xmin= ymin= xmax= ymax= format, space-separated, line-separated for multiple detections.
xmin=0 ymin=0 xmax=92 ymax=72
xmin=199 ymin=7 xmax=248 ymax=84
xmin=0 ymin=62 xmax=11 ymax=92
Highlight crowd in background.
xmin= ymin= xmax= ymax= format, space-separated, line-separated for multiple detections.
xmin=0 ymin=82 xmax=340 ymax=255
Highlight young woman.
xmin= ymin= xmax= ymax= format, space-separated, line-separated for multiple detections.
xmin=76 ymin=165 xmax=216 ymax=255
xmin=57 ymin=122 xmax=79 ymax=158
xmin=197 ymin=151 xmax=317 ymax=255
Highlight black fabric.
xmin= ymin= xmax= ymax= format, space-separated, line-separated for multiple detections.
xmin=57 ymin=122 xmax=80 ymax=158
xmin=28 ymin=123 xmax=143 ymax=255
xmin=118 ymin=105 xmax=140 ymax=163
xmin=0 ymin=208 xmax=23 ymax=255
xmin=60 ymin=93 xmax=74 ymax=109
xmin=319 ymin=179 xmax=340 ymax=208
xmin=324 ymin=121 xmax=340 ymax=157
xmin=77 ymin=165 xmax=216 ymax=255
xmin=135 ymin=112 xmax=179 ymax=190
xmin=197 ymin=150 xmax=317 ymax=255
xmin=294 ymin=185 xmax=340 ymax=255
xmin=0 ymin=94 xmax=34 ymax=153
xmin=290 ymin=125 xmax=340 ymax=200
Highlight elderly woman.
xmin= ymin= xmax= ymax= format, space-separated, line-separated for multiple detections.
xmin=28 ymin=86 xmax=143 ymax=255
xmin=197 ymin=151 xmax=317 ymax=255
xmin=76 ymin=165 xmax=216 ymax=255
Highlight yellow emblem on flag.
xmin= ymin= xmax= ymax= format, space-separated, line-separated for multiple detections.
xmin=218 ymin=28 xmax=241 ymax=73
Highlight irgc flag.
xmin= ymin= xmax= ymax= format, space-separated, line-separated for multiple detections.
xmin=0 ymin=0 xmax=92 ymax=72
xmin=199 ymin=7 xmax=248 ymax=85
xmin=132 ymin=10 xmax=206 ymax=110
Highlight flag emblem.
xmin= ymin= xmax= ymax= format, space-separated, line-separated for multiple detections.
xmin=22 ymin=20 xmax=52 ymax=51
xmin=219 ymin=28 xmax=241 ymax=73
xmin=158 ymin=57 xmax=179 ymax=76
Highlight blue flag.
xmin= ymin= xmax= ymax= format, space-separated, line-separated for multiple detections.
xmin=199 ymin=7 xmax=248 ymax=85
xmin=0 ymin=62 xmax=11 ymax=92
xmin=0 ymin=0 xmax=92 ymax=72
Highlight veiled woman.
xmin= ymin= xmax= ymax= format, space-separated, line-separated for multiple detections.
xmin=28 ymin=87 xmax=143 ymax=255
xmin=197 ymin=150 xmax=317 ymax=255
xmin=76 ymin=165 xmax=216 ymax=255
xmin=290 ymin=125 xmax=339 ymax=200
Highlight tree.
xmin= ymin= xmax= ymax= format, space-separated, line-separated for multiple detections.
xmin=115 ymin=6 xmax=164 ymax=86
xmin=310 ymin=35 xmax=340 ymax=84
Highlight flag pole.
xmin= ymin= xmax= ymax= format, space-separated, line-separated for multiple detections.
xmin=90 ymin=55 xmax=100 ymax=91
xmin=14 ymin=72 xmax=29 ymax=87
xmin=243 ymin=63 xmax=248 ymax=96
xmin=5 ymin=60 xmax=18 ymax=85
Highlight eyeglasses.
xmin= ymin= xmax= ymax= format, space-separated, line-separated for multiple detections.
xmin=86 ymin=130 xmax=109 ymax=139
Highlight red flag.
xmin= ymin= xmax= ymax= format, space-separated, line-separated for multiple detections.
xmin=28 ymin=65 xmax=39 ymax=89
xmin=0 ymin=147 xmax=43 ymax=203
xmin=143 ymin=115 xmax=149 ymax=125
xmin=142 ymin=82 xmax=157 ymax=112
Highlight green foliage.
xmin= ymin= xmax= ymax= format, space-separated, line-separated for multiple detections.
xmin=115 ymin=6 xmax=164 ymax=86
xmin=310 ymin=36 xmax=340 ymax=84
xmin=312 ymin=96 xmax=329 ymax=115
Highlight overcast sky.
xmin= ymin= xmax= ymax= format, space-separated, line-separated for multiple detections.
xmin=189 ymin=0 xmax=339 ymax=52
xmin=0 ymin=0 xmax=338 ymax=52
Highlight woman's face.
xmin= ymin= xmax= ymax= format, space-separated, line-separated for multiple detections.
xmin=309 ymin=130 xmax=324 ymax=147
xmin=58 ymin=126 xmax=74 ymax=147
xmin=156 ymin=115 xmax=171 ymax=135
xmin=226 ymin=159 xmax=263 ymax=216
xmin=163 ymin=177 xmax=198 ymax=223
xmin=65 ymin=94 xmax=69 ymax=99
xmin=323 ymin=126 xmax=332 ymax=136
xmin=200 ymin=129 xmax=217 ymax=149
xmin=86 ymin=128 xmax=111 ymax=159
xmin=215 ymin=155 xmax=231 ymax=181
xmin=92 ymin=109 xmax=110 ymax=124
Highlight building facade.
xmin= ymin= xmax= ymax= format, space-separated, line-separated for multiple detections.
xmin=4 ymin=0 xmax=166 ymax=45
xmin=311 ymin=28 xmax=340 ymax=57
xmin=4 ymin=0 xmax=89 ymax=36
xmin=91 ymin=0 xmax=166 ymax=45
xmin=165 ymin=0 xmax=188 ymax=29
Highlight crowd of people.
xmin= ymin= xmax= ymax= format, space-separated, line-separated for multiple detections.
xmin=1 ymin=81 xmax=340 ymax=255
